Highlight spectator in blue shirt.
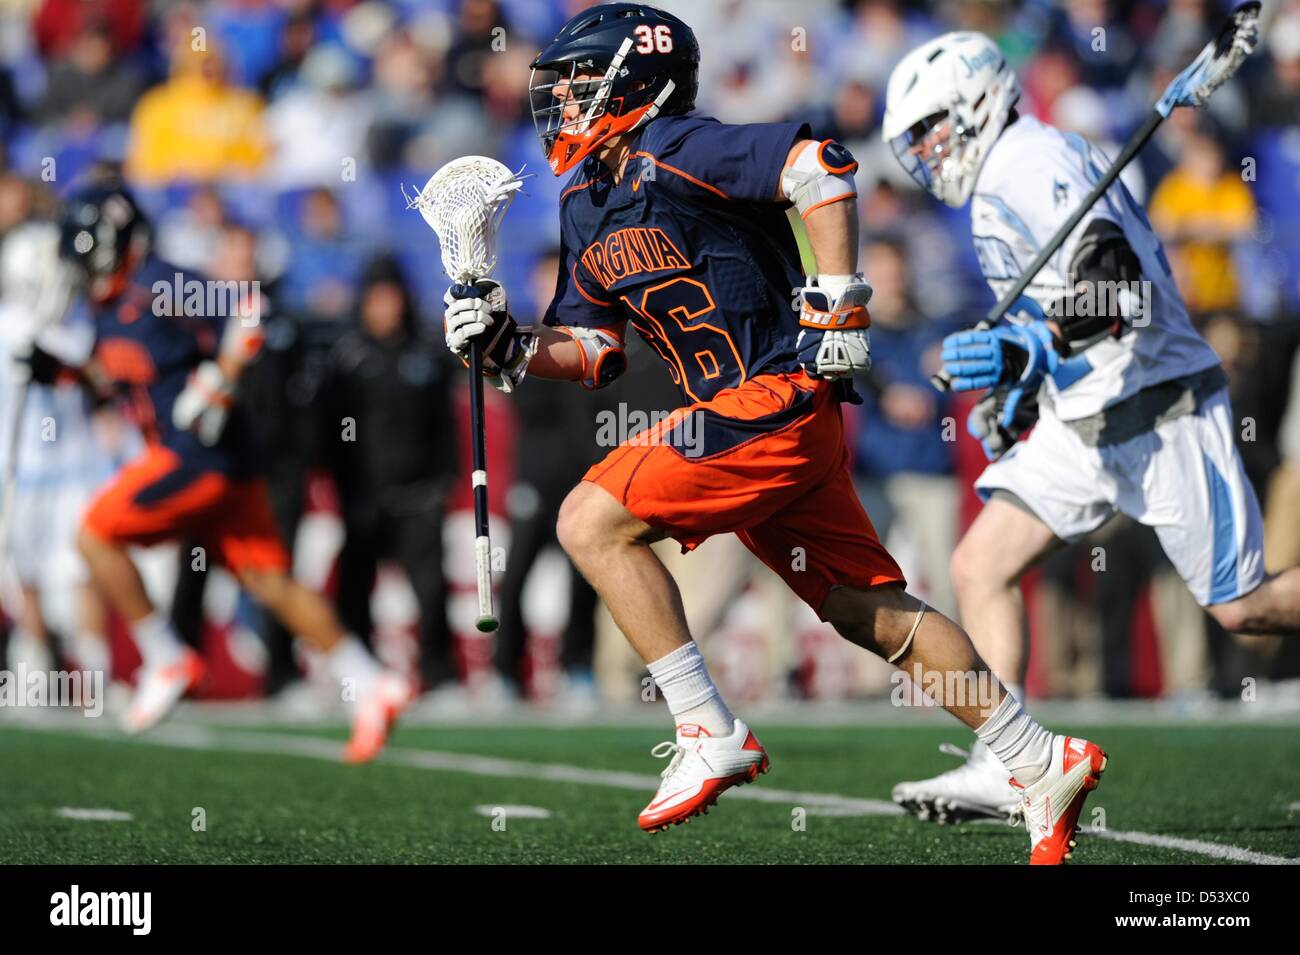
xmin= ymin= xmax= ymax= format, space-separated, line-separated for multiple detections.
xmin=853 ymin=237 xmax=959 ymax=615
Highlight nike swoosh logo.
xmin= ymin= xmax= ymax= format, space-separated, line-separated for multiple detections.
xmin=645 ymin=787 xmax=695 ymax=812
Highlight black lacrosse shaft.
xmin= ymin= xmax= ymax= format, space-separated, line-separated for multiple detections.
xmin=930 ymin=108 xmax=1165 ymax=391
xmin=468 ymin=339 xmax=498 ymax=631
xmin=467 ymin=341 xmax=491 ymax=544
xmin=451 ymin=281 xmax=497 ymax=632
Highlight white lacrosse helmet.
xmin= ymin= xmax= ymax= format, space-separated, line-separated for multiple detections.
xmin=882 ymin=32 xmax=1020 ymax=208
xmin=0 ymin=222 xmax=73 ymax=332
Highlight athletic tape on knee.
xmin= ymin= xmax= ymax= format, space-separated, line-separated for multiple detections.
xmin=887 ymin=601 xmax=927 ymax=664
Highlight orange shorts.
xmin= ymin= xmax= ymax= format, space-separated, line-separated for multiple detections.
xmin=83 ymin=445 xmax=289 ymax=574
xmin=584 ymin=370 xmax=904 ymax=618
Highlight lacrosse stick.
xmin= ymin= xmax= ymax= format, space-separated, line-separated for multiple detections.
xmin=406 ymin=156 xmax=524 ymax=633
xmin=931 ymin=0 xmax=1262 ymax=391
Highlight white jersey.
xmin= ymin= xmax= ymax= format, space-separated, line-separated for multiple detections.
xmin=0 ymin=301 xmax=111 ymax=491
xmin=970 ymin=115 xmax=1221 ymax=421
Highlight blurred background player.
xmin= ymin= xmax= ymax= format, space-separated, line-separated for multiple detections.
xmin=852 ymin=236 xmax=959 ymax=616
xmin=490 ymin=246 xmax=606 ymax=707
xmin=883 ymin=28 xmax=1300 ymax=824
xmin=0 ymin=218 xmax=114 ymax=688
xmin=444 ymin=3 xmax=1107 ymax=863
xmin=320 ymin=253 xmax=459 ymax=698
xmin=56 ymin=176 xmax=412 ymax=761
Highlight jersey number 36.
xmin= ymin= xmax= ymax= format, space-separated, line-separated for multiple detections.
xmin=634 ymin=24 xmax=674 ymax=53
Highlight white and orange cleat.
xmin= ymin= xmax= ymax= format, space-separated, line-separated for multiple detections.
xmin=123 ymin=649 xmax=206 ymax=734
xmin=342 ymin=671 xmax=416 ymax=764
xmin=638 ymin=719 xmax=769 ymax=833
xmin=1015 ymin=735 xmax=1108 ymax=865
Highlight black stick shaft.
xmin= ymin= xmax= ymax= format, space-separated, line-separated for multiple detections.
xmin=467 ymin=339 xmax=497 ymax=631
xmin=468 ymin=342 xmax=489 ymax=538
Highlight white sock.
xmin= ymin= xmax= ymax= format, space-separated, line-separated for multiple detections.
xmin=72 ymin=633 xmax=110 ymax=678
xmin=646 ymin=642 xmax=735 ymax=738
xmin=129 ymin=613 xmax=185 ymax=667
xmin=975 ymin=693 xmax=1054 ymax=786
xmin=327 ymin=635 xmax=380 ymax=701
xmin=8 ymin=627 xmax=53 ymax=672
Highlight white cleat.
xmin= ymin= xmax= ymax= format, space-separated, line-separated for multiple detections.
xmin=892 ymin=742 xmax=1022 ymax=824
xmin=123 ymin=650 xmax=206 ymax=734
xmin=342 ymin=671 xmax=416 ymax=764
xmin=638 ymin=719 xmax=769 ymax=833
xmin=1016 ymin=734 xmax=1108 ymax=865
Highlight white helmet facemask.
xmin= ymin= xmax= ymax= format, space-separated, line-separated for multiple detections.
xmin=882 ymin=32 xmax=1020 ymax=208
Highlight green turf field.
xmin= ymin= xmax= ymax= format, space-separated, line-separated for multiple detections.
xmin=1 ymin=720 xmax=1296 ymax=864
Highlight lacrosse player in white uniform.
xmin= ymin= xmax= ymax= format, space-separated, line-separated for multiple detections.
xmin=881 ymin=31 xmax=1300 ymax=823
xmin=0 ymin=221 xmax=114 ymax=682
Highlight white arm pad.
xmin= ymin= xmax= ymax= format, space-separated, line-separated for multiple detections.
xmin=559 ymin=326 xmax=626 ymax=390
xmin=781 ymin=140 xmax=859 ymax=219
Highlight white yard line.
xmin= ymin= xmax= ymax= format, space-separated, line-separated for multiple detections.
xmin=29 ymin=723 xmax=1300 ymax=865
xmin=474 ymin=805 xmax=552 ymax=819
xmin=54 ymin=807 xmax=133 ymax=822
xmin=1083 ymin=827 xmax=1296 ymax=866
xmin=132 ymin=723 xmax=902 ymax=815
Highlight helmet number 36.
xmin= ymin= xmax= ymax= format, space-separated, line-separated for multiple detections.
xmin=634 ymin=24 xmax=673 ymax=53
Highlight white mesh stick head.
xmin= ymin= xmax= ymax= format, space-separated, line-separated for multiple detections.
xmin=404 ymin=156 xmax=525 ymax=284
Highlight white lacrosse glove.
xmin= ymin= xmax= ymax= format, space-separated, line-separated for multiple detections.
xmin=442 ymin=279 xmax=535 ymax=394
xmin=173 ymin=360 xmax=233 ymax=446
xmin=795 ymin=273 xmax=873 ymax=379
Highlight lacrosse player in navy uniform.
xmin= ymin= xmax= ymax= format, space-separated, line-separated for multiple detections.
xmin=443 ymin=3 xmax=1105 ymax=863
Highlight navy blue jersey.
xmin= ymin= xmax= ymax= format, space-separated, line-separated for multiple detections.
xmin=90 ymin=255 xmax=257 ymax=476
xmin=544 ymin=115 xmax=809 ymax=404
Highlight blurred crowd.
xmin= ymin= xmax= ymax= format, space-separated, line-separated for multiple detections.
xmin=1 ymin=0 xmax=1299 ymax=710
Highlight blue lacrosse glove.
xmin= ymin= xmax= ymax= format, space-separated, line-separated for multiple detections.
xmin=940 ymin=322 xmax=1060 ymax=393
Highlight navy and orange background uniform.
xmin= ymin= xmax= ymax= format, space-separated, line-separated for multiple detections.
xmin=82 ymin=256 xmax=288 ymax=572
xmin=545 ymin=115 xmax=904 ymax=615
xmin=86 ymin=257 xmax=258 ymax=475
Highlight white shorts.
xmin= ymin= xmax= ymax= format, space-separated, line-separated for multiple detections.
xmin=975 ymin=388 xmax=1264 ymax=606
xmin=9 ymin=481 xmax=94 ymax=590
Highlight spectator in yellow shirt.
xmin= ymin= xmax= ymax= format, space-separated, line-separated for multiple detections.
xmin=126 ymin=39 xmax=268 ymax=185
xmin=1149 ymin=126 xmax=1257 ymax=316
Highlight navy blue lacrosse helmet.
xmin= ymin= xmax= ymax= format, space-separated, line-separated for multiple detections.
xmin=529 ymin=3 xmax=700 ymax=175
xmin=59 ymin=179 xmax=151 ymax=301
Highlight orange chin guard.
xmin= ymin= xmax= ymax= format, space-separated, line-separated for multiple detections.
xmin=546 ymin=101 xmax=657 ymax=175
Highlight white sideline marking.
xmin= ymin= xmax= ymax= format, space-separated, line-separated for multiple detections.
xmin=1083 ymin=827 xmax=1296 ymax=866
xmin=131 ymin=723 xmax=900 ymax=816
xmin=39 ymin=724 xmax=1300 ymax=865
xmin=475 ymin=805 xmax=551 ymax=819
xmin=55 ymin=807 xmax=133 ymax=822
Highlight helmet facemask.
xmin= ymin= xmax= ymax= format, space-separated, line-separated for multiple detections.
xmin=889 ymin=109 xmax=980 ymax=208
xmin=883 ymin=37 xmax=1019 ymax=209
xmin=529 ymin=37 xmax=676 ymax=175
